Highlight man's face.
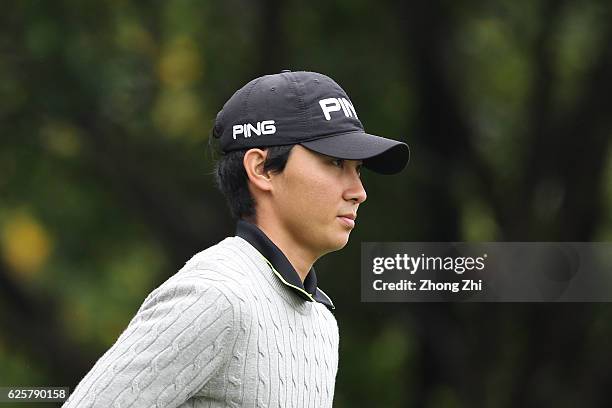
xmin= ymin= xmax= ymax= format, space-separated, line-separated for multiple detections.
xmin=269 ymin=145 xmax=367 ymax=257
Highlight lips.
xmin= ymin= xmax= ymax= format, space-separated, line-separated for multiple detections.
xmin=337 ymin=213 xmax=356 ymax=228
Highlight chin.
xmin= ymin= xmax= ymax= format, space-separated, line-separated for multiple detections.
xmin=327 ymin=232 xmax=351 ymax=252
xmin=315 ymin=226 xmax=352 ymax=255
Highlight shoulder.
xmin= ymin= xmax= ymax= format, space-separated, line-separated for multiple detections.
xmin=140 ymin=274 xmax=245 ymax=321
xmin=135 ymin=238 xmax=258 ymax=321
xmin=181 ymin=236 xmax=261 ymax=277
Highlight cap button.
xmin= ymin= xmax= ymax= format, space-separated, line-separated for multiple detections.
xmin=281 ymin=69 xmax=291 ymax=73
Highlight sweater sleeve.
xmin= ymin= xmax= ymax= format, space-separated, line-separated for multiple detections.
xmin=63 ymin=277 xmax=238 ymax=408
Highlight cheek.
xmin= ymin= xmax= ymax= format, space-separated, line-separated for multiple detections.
xmin=278 ymin=173 xmax=339 ymax=224
xmin=297 ymin=178 xmax=337 ymax=219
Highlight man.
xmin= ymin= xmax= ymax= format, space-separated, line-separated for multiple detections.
xmin=64 ymin=70 xmax=409 ymax=407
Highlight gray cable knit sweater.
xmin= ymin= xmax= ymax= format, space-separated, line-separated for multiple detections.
xmin=64 ymin=236 xmax=339 ymax=407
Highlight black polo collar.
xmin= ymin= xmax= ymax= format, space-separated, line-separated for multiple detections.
xmin=236 ymin=219 xmax=335 ymax=310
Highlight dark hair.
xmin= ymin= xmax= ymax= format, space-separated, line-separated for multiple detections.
xmin=214 ymin=145 xmax=294 ymax=220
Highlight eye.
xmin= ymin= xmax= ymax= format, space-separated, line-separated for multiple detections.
xmin=331 ymin=158 xmax=344 ymax=168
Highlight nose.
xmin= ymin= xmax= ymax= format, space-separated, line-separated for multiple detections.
xmin=343 ymin=172 xmax=367 ymax=204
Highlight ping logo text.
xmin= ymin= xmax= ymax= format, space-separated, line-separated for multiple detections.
xmin=232 ymin=120 xmax=276 ymax=139
xmin=319 ymin=98 xmax=358 ymax=120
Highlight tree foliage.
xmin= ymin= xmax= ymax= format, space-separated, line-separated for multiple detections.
xmin=1 ymin=0 xmax=612 ymax=406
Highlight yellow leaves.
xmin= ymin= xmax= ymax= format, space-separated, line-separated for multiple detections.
xmin=115 ymin=22 xmax=156 ymax=56
xmin=152 ymin=88 xmax=206 ymax=139
xmin=153 ymin=36 xmax=208 ymax=140
xmin=1 ymin=211 xmax=53 ymax=281
xmin=157 ymin=36 xmax=203 ymax=89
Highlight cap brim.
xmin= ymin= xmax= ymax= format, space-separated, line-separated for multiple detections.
xmin=300 ymin=132 xmax=410 ymax=175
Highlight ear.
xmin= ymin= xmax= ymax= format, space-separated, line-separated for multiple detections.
xmin=243 ymin=148 xmax=273 ymax=192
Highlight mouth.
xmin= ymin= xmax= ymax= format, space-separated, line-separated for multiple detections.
xmin=337 ymin=214 xmax=356 ymax=228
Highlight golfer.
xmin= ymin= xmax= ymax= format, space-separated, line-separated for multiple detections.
xmin=64 ymin=70 xmax=409 ymax=407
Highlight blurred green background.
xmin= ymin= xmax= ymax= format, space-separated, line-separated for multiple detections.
xmin=2 ymin=0 xmax=612 ymax=407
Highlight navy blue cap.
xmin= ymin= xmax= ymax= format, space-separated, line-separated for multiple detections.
xmin=213 ymin=70 xmax=409 ymax=174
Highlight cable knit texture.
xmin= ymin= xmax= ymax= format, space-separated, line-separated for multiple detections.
xmin=64 ymin=236 xmax=339 ymax=408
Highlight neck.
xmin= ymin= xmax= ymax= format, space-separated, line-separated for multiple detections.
xmin=255 ymin=219 xmax=316 ymax=283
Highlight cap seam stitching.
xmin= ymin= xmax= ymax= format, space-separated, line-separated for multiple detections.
xmin=243 ymin=77 xmax=264 ymax=120
xmin=287 ymin=73 xmax=309 ymax=134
